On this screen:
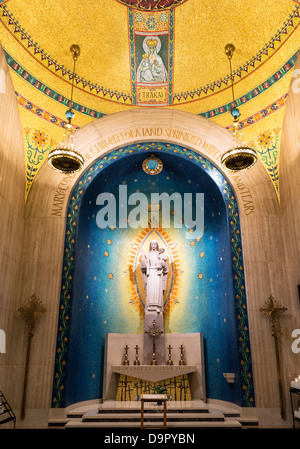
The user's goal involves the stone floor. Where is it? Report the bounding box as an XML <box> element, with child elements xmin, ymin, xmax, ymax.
<box><xmin>48</xmin><ymin>399</ymin><xmax>259</xmax><ymax>429</ymax></box>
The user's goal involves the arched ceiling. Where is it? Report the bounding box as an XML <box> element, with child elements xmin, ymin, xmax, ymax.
<box><xmin>0</xmin><ymin>0</ymin><xmax>299</xmax><ymax>201</ymax></box>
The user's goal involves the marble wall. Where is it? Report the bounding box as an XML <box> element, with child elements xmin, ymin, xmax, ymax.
<box><xmin>0</xmin><ymin>44</ymin><xmax>25</xmax><ymax>414</ymax></box>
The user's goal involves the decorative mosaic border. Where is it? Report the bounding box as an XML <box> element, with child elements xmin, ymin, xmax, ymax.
<box><xmin>5</xmin><ymin>46</ymin><xmax>296</xmax><ymax>123</ymax></box>
<box><xmin>168</xmin><ymin>8</ymin><xmax>175</xmax><ymax>105</ymax></box>
<box><xmin>128</xmin><ymin>9</ymin><xmax>137</xmax><ymax>105</ymax></box>
<box><xmin>16</xmin><ymin>86</ymin><xmax>286</xmax><ymax>203</ymax></box>
<box><xmin>199</xmin><ymin>54</ymin><xmax>297</xmax><ymax>119</ymax></box>
<box><xmin>222</xmin><ymin>186</ymin><xmax>255</xmax><ymax>407</ymax></box>
<box><xmin>15</xmin><ymin>92</ymin><xmax>80</xmax><ymax>130</ymax></box>
<box><xmin>15</xmin><ymin>87</ymin><xmax>288</xmax><ymax>141</ymax></box>
<box><xmin>14</xmin><ymin>83</ymin><xmax>288</xmax><ymax>205</ymax></box>
<box><xmin>4</xmin><ymin>50</ymin><xmax>106</xmax><ymax>119</ymax></box>
<box><xmin>226</xmin><ymin>93</ymin><xmax>288</xmax><ymax>131</ymax></box>
<box><xmin>51</xmin><ymin>142</ymin><xmax>255</xmax><ymax>408</ymax></box>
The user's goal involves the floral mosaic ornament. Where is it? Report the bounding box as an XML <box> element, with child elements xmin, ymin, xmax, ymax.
<box><xmin>249</xmin><ymin>127</ymin><xmax>281</xmax><ymax>202</ymax></box>
<box><xmin>24</xmin><ymin>127</ymin><xmax>57</xmax><ymax>200</ymax></box>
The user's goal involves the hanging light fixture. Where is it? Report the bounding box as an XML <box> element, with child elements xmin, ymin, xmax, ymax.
<box><xmin>48</xmin><ymin>45</ymin><xmax>84</xmax><ymax>174</ymax></box>
<box><xmin>221</xmin><ymin>44</ymin><xmax>257</xmax><ymax>172</ymax></box>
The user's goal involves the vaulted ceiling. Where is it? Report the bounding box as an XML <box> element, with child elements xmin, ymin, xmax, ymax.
<box><xmin>0</xmin><ymin>0</ymin><xmax>299</xmax><ymax>201</ymax></box>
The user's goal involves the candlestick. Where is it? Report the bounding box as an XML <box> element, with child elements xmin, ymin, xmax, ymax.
<box><xmin>179</xmin><ymin>344</ymin><xmax>185</xmax><ymax>365</ymax></box>
<box><xmin>123</xmin><ymin>344</ymin><xmax>130</xmax><ymax>366</ymax></box>
<box><xmin>167</xmin><ymin>344</ymin><xmax>173</xmax><ymax>365</ymax></box>
<box><xmin>134</xmin><ymin>344</ymin><xmax>140</xmax><ymax>365</ymax></box>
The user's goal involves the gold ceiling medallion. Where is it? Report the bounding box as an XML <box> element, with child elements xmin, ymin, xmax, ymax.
<box><xmin>221</xmin><ymin>44</ymin><xmax>257</xmax><ymax>172</ymax></box>
<box><xmin>142</xmin><ymin>155</ymin><xmax>163</xmax><ymax>175</ymax></box>
<box><xmin>48</xmin><ymin>45</ymin><xmax>84</xmax><ymax>174</ymax></box>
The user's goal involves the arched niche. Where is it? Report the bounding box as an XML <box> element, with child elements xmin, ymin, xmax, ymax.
<box><xmin>50</xmin><ymin>140</ymin><xmax>255</xmax><ymax>408</ymax></box>
<box><xmin>21</xmin><ymin>109</ymin><xmax>278</xmax><ymax>413</ymax></box>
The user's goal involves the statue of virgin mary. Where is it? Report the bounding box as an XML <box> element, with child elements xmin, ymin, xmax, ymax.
<box><xmin>140</xmin><ymin>240</ymin><xmax>169</xmax><ymax>313</ymax></box>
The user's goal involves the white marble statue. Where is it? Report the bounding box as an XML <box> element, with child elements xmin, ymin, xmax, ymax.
<box><xmin>140</xmin><ymin>240</ymin><xmax>169</xmax><ymax>313</ymax></box>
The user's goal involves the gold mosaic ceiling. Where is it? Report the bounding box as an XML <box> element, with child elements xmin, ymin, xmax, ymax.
<box><xmin>0</xmin><ymin>0</ymin><xmax>299</xmax><ymax>200</ymax></box>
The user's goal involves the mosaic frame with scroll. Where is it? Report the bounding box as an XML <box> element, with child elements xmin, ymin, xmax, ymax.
<box><xmin>128</xmin><ymin>8</ymin><xmax>174</xmax><ymax>106</ymax></box>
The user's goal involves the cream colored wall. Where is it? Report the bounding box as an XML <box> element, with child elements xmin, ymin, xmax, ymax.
<box><xmin>1</xmin><ymin>98</ymin><xmax>299</xmax><ymax>426</ymax></box>
<box><xmin>240</xmin><ymin>55</ymin><xmax>300</xmax><ymax>424</ymax></box>
<box><xmin>0</xmin><ymin>44</ymin><xmax>25</xmax><ymax>408</ymax></box>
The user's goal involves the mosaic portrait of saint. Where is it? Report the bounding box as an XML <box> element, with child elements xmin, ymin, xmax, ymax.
<box><xmin>137</xmin><ymin>36</ymin><xmax>168</xmax><ymax>83</ymax></box>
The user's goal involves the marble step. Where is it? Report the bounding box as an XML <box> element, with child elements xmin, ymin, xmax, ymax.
<box><xmin>237</xmin><ymin>417</ymin><xmax>259</xmax><ymax>426</ymax></box>
<box><xmin>99</xmin><ymin>408</ymin><xmax>210</xmax><ymax>415</ymax></box>
<box><xmin>65</xmin><ymin>418</ymin><xmax>242</xmax><ymax>429</ymax></box>
<box><xmin>82</xmin><ymin>411</ymin><xmax>226</xmax><ymax>423</ymax></box>
<box><xmin>67</xmin><ymin>406</ymin><xmax>211</xmax><ymax>419</ymax></box>
<box><xmin>48</xmin><ymin>418</ymin><xmax>70</xmax><ymax>427</ymax></box>
<box><xmin>98</xmin><ymin>406</ymin><xmax>209</xmax><ymax>415</ymax></box>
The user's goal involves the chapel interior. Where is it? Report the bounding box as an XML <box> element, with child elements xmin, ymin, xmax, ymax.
<box><xmin>0</xmin><ymin>0</ymin><xmax>300</xmax><ymax>430</ymax></box>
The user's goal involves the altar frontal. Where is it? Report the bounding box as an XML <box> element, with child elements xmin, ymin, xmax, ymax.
<box><xmin>103</xmin><ymin>332</ymin><xmax>205</xmax><ymax>402</ymax></box>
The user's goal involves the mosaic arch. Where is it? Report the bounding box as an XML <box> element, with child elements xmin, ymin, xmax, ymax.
<box><xmin>52</xmin><ymin>141</ymin><xmax>255</xmax><ymax>409</ymax></box>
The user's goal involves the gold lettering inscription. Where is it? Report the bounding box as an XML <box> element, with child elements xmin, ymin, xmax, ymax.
<box><xmin>201</xmin><ymin>140</ymin><xmax>219</xmax><ymax>158</ymax></box>
<box><xmin>51</xmin><ymin>173</ymin><xmax>76</xmax><ymax>217</ymax></box>
<box><xmin>137</xmin><ymin>86</ymin><xmax>168</xmax><ymax>105</ymax></box>
<box><xmin>84</xmin><ymin>128</ymin><xmax>220</xmax><ymax>161</ymax></box>
<box><xmin>50</xmin><ymin>126</ymin><xmax>252</xmax><ymax>218</ymax></box>
<box><xmin>118</xmin><ymin>365</ymin><xmax>191</xmax><ymax>371</ymax></box>
<box><xmin>231</xmin><ymin>174</ymin><xmax>255</xmax><ymax>215</ymax></box>
<box><xmin>165</xmin><ymin>128</ymin><xmax>203</xmax><ymax>147</ymax></box>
